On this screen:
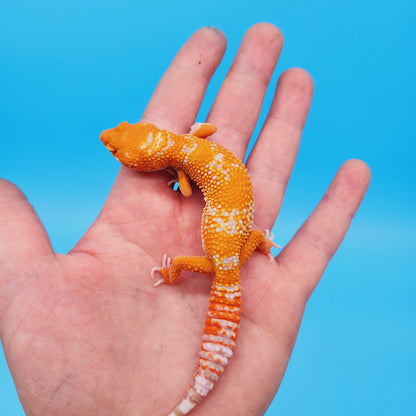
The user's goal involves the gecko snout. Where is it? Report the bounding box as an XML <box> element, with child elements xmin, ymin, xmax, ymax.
<box><xmin>100</xmin><ymin>131</ymin><xmax>117</xmax><ymax>154</ymax></box>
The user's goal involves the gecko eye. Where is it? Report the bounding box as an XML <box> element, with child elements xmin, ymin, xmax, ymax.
<box><xmin>117</xmin><ymin>121</ymin><xmax>130</xmax><ymax>130</ymax></box>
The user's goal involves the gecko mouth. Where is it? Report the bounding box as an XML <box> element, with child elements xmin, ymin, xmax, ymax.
<box><xmin>105</xmin><ymin>144</ymin><xmax>117</xmax><ymax>154</ymax></box>
<box><xmin>100</xmin><ymin>131</ymin><xmax>117</xmax><ymax>154</ymax></box>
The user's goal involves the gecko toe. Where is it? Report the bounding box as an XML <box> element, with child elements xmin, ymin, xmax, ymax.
<box><xmin>153</xmin><ymin>278</ymin><xmax>165</xmax><ymax>287</ymax></box>
<box><xmin>151</xmin><ymin>254</ymin><xmax>172</xmax><ymax>285</ymax></box>
<box><xmin>267</xmin><ymin>253</ymin><xmax>275</xmax><ymax>262</ymax></box>
<box><xmin>264</xmin><ymin>229</ymin><xmax>281</xmax><ymax>249</ymax></box>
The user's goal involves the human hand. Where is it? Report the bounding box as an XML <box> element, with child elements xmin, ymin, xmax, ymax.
<box><xmin>0</xmin><ymin>24</ymin><xmax>370</xmax><ymax>416</ymax></box>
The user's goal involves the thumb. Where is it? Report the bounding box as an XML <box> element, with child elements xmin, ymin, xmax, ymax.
<box><xmin>0</xmin><ymin>179</ymin><xmax>54</xmax><ymax>317</ymax></box>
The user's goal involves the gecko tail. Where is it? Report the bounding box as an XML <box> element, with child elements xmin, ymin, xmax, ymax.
<box><xmin>167</xmin><ymin>330</ymin><xmax>237</xmax><ymax>416</ymax></box>
<box><xmin>168</xmin><ymin>280</ymin><xmax>241</xmax><ymax>415</ymax></box>
<box><xmin>167</xmin><ymin>394</ymin><xmax>198</xmax><ymax>416</ymax></box>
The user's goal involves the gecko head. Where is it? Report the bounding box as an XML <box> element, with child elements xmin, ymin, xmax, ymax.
<box><xmin>100</xmin><ymin>121</ymin><xmax>167</xmax><ymax>170</ymax></box>
<box><xmin>100</xmin><ymin>121</ymin><xmax>130</xmax><ymax>154</ymax></box>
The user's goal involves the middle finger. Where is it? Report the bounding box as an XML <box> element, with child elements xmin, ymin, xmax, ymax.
<box><xmin>207</xmin><ymin>23</ymin><xmax>283</xmax><ymax>159</ymax></box>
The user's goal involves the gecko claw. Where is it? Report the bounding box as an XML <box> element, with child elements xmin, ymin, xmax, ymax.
<box><xmin>151</xmin><ymin>266</ymin><xmax>163</xmax><ymax>281</ymax></box>
<box><xmin>153</xmin><ymin>278</ymin><xmax>165</xmax><ymax>287</ymax></box>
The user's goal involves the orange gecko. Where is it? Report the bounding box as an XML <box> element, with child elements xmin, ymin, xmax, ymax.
<box><xmin>100</xmin><ymin>121</ymin><xmax>278</xmax><ymax>415</ymax></box>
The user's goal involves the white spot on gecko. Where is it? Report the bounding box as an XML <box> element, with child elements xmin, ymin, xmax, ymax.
<box><xmin>181</xmin><ymin>142</ymin><xmax>198</xmax><ymax>154</ymax></box>
<box><xmin>147</xmin><ymin>132</ymin><xmax>154</xmax><ymax>145</ymax></box>
<box><xmin>205</xmin><ymin>205</ymin><xmax>217</xmax><ymax>216</ymax></box>
<box><xmin>155</xmin><ymin>132</ymin><xmax>163</xmax><ymax>147</ymax></box>
<box><xmin>194</xmin><ymin>374</ymin><xmax>214</xmax><ymax>396</ymax></box>
<box><xmin>201</xmin><ymin>342</ymin><xmax>233</xmax><ymax>358</ymax></box>
<box><xmin>214</xmin><ymin>283</ymin><xmax>241</xmax><ymax>292</ymax></box>
<box><xmin>140</xmin><ymin>132</ymin><xmax>154</xmax><ymax>149</ymax></box>
<box><xmin>220</xmin><ymin>255</ymin><xmax>239</xmax><ymax>270</ymax></box>
<box><xmin>212</xmin><ymin>209</ymin><xmax>241</xmax><ymax>235</ymax></box>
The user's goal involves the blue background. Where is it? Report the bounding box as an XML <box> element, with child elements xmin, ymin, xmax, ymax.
<box><xmin>1</xmin><ymin>0</ymin><xmax>414</xmax><ymax>415</ymax></box>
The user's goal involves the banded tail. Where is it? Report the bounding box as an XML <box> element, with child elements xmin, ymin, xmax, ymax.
<box><xmin>168</xmin><ymin>279</ymin><xmax>242</xmax><ymax>416</ymax></box>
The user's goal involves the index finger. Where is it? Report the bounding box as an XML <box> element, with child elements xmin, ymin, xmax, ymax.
<box><xmin>99</xmin><ymin>28</ymin><xmax>227</xmax><ymax>219</ymax></box>
<box><xmin>142</xmin><ymin>27</ymin><xmax>227</xmax><ymax>133</ymax></box>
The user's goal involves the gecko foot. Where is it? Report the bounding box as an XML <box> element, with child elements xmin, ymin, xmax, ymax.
<box><xmin>264</xmin><ymin>229</ymin><xmax>281</xmax><ymax>249</ymax></box>
<box><xmin>166</xmin><ymin>169</ymin><xmax>179</xmax><ymax>189</ymax></box>
<box><xmin>264</xmin><ymin>229</ymin><xmax>281</xmax><ymax>261</ymax></box>
<box><xmin>151</xmin><ymin>253</ymin><xmax>172</xmax><ymax>287</ymax></box>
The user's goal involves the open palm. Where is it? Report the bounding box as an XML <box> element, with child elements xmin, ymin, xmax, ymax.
<box><xmin>0</xmin><ymin>24</ymin><xmax>370</xmax><ymax>416</ymax></box>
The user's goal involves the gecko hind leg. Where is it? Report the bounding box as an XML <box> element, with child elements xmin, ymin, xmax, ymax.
<box><xmin>151</xmin><ymin>254</ymin><xmax>215</xmax><ymax>286</ymax></box>
<box><xmin>240</xmin><ymin>229</ymin><xmax>280</xmax><ymax>265</ymax></box>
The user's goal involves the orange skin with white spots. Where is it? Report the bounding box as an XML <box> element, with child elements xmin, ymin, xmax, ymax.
<box><xmin>100</xmin><ymin>121</ymin><xmax>276</xmax><ymax>415</ymax></box>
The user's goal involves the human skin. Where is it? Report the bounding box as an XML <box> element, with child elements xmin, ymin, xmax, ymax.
<box><xmin>0</xmin><ymin>24</ymin><xmax>370</xmax><ymax>416</ymax></box>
